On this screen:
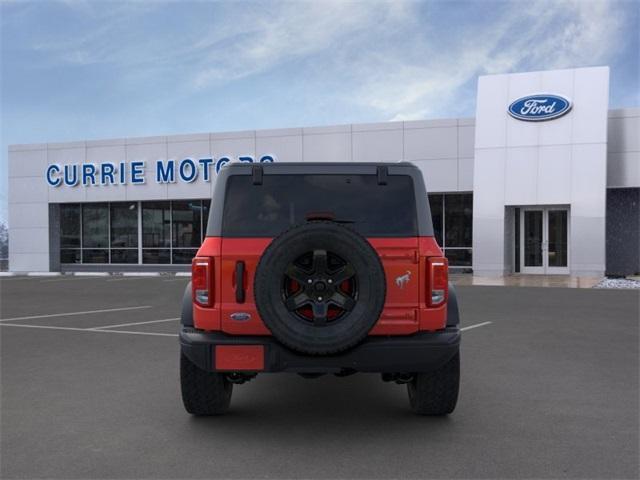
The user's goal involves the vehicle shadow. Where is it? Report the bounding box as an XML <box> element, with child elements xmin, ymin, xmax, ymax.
<box><xmin>185</xmin><ymin>372</ymin><xmax>455</xmax><ymax>438</ymax></box>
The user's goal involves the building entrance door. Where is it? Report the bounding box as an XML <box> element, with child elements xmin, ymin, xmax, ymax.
<box><xmin>519</xmin><ymin>207</ymin><xmax>569</xmax><ymax>274</ymax></box>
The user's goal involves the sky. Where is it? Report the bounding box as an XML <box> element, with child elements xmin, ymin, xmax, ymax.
<box><xmin>1</xmin><ymin>0</ymin><xmax>639</xmax><ymax>224</ymax></box>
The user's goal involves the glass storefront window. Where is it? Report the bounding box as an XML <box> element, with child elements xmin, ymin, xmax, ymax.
<box><xmin>60</xmin><ymin>200</ymin><xmax>209</xmax><ymax>265</ymax></box>
<box><xmin>60</xmin><ymin>204</ymin><xmax>81</xmax><ymax>264</ymax></box>
<box><xmin>428</xmin><ymin>194</ymin><xmax>444</xmax><ymax>246</ymax></box>
<box><xmin>444</xmin><ymin>248</ymin><xmax>472</xmax><ymax>267</ymax></box>
<box><xmin>429</xmin><ymin>193</ymin><xmax>473</xmax><ymax>267</ymax></box>
<box><xmin>142</xmin><ymin>202</ymin><xmax>171</xmax><ymax>248</ymax></box>
<box><xmin>82</xmin><ymin>204</ymin><xmax>109</xmax><ymax>248</ymax></box>
<box><xmin>548</xmin><ymin>210</ymin><xmax>568</xmax><ymax>267</ymax></box>
<box><xmin>172</xmin><ymin>248</ymin><xmax>198</xmax><ymax>264</ymax></box>
<box><xmin>60</xmin><ymin>249</ymin><xmax>81</xmax><ymax>264</ymax></box>
<box><xmin>111</xmin><ymin>202</ymin><xmax>138</xmax><ymax>248</ymax></box>
<box><xmin>172</xmin><ymin>201</ymin><xmax>202</xmax><ymax>248</ymax></box>
<box><xmin>60</xmin><ymin>204</ymin><xmax>81</xmax><ymax>248</ymax></box>
<box><xmin>142</xmin><ymin>249</ymin><xmax>171</xmax><ymax>264</ymax></box>
<box><xmin>111</xmin><ymin>249</ymin><xmax>138</xmax><ymax>264</ymax></box>
<box><xmin>82</xmin><ymin>249</ymin><xmax>109</xmax><ymax>264</ymax></box>
<box><xmin>445</xmin><ymin>194</ymin><xmax>473</xmax><ymax>248</ymax></box>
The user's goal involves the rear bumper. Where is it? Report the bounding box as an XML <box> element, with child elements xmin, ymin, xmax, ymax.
<box><xmin>180</xmin><ymin>327</ymin><xmax>460</xmax><ymax>374</ymax></box>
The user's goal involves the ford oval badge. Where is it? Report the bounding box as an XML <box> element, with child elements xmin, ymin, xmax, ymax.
<box><xmin>508</xmin><ymin>94</ymin><xmax>572</xmax><ymax>122</ymax></box>
<box><xmin>230</xmin><ymin>312</ymin><xmax>251</xmax><ymax>322</ymax></box>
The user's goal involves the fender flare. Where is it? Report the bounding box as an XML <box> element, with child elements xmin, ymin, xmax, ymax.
<box><xmin>446</xmin><ymin>282</ymin><xmax>460</xmax><ymax>327</ymax></box>
<box><xmin>181</xmin><ymin>281</ymin><xmax>193</xmax><ymax>327</ymax></box>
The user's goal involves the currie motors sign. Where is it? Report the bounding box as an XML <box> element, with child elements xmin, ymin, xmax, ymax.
<box><xmin>45</xmin><ymin>154</ymin><xmax>276</xmax><ymax>187</ymax></box>
<box><xmin>508</xmin><ymin>94</ymin><xmax>572</xmax><ymax>122</ymax></box>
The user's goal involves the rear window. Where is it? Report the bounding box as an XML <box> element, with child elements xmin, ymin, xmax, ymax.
<box><xmin>221</xmin><ymin>174</ymin><xmax>418</xmax><ymax>237</ymax></box>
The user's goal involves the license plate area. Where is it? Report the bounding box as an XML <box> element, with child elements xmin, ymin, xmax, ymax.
<box><xmin>214</xmin><ymin>345</ymin><xmax>265</xmax><ymax>371</ymax></box>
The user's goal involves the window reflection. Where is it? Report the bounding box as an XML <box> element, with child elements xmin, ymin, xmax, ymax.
<box><xmin>59</xmin><ymin>200</ymin><xmax>209</xmax><ymax>265</ymax></box>
<box><xmin>428</xmin><ymin>193</ymin><xmax>473</xmax><ymax>267</ymax></box>
<box><xmin>82</xmin><ymin>204</ymin><xmax>108</xmax><ymax>248</ymax></box>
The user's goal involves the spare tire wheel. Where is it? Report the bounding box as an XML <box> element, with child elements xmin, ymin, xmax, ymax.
<box><xmin>254</xmin><ymin>221</ymin><xmax>386</xmax><ymax>355</ymax></box>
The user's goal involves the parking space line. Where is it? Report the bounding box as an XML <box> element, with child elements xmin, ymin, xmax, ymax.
<box><xmin>460</xmin><ymin>321</ymin><xmax>493</xmax><ymax>331</ymax></box>
<box><xmin>91</xmin><ymin>317</ymin><xmax>179</xmax><ymax>330</ymax></box>
<box><xmin>0</xmin><ymin>306</ymin><xmax>151</xmax><ymax>322</ymax></box>
<box><xmin>0</xmin><ymin>323</ymin><xmax>177</xmax><ymax>337</ymax></box>
<box><xmin>106</xmin><ymin>277</ymin><xmax>152</xmax><ymax>282</ymax></box>
<box><xmin>41</xmin><ymin>277</ymin><xmax>109</xmax><ymax>283</ymax></box>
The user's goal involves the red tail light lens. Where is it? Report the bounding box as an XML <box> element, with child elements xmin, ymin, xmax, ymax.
<box><xmin>428</xmin><ymin>257</ymin><xmax>448</xmax><ymax>306</ymax></box>
<box><xmin>192</xmin><ymin>257</ymin><xmax>213</xmax><ymax>307</ymax></box>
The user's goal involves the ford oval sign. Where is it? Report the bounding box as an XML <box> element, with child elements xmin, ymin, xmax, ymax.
<box><xmin>508</xmin><ymin>94</ymin><xmax>572</xmax><ymax>121</ymax></box>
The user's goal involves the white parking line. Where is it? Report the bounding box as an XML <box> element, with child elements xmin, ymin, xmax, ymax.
<box><xmin>41</xmin><ymin>277</ymin><xmax>108</xmax><ymax>283</ymax></box>
<box><xmin>91</xmin><ymin>317</ymin><xmax>179</xmax><ymax>330</ymax></box>
<box><xmin>0</xmin><ymin>323</ymin><xmax>177</xmax><ymax>337</ymax></box>
<box><xmin>460</xmin><ymin>321</ymin><xmax>493</xmax><ymax>331</ymax></box>
<box><xmin>0</xmin><ymin>306</ymin><xmax>151</xmax><ymax>322</ymax></box>
<box><xmin>106</xmin><ymin>277</ymin><xmax>151</xmax><ymax>282</ymax></box>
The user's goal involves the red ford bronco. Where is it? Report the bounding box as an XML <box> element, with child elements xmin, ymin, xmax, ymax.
<box><xmin>180</xmin><ymin>162</ymin><xmax>461</xmax><ymax>415</ymax></box>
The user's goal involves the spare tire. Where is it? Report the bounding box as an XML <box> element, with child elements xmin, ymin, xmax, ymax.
<box><xmin>254</xmin><ymin>221</ymin><xmax>386</xmax><ymax>355</ymax></box>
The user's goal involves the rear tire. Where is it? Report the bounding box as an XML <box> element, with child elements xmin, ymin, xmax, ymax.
<box><xmin>407</xmin><ymin>352</ymin><xmax>459</xmax><ymax>415</ymax></box>
<box><xmin>180</xmin><ymin>353</ymin><xmax>232</xmax><ymax>415</ymax></box>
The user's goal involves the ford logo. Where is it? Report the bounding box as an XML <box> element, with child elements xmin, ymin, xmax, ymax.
<box><xmin>230</xmin><ymin>312</ymin><xmax>251</xmax><ymax>322</ymax></box>
<box><xmin>508</xmin><ymin>94</ymin><xmax>572</xmax><ymax>121</ymax></box>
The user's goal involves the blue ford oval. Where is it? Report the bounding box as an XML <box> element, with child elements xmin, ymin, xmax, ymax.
<box><xmin>508</xmin><ymin>94</ymin><xmax>572</xmax><ymax>121</ymax></box>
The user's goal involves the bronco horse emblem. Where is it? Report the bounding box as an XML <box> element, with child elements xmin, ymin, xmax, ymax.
<box><xmin>395</xmin><ymin>270</ymin><xmax>412</xmax><ymax>289</ymax></box>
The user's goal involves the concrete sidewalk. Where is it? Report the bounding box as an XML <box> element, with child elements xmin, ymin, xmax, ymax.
<box><xmin>451</xmin><ymin>273</ymin><xmax>602</xmax><ymax>288</ymax></box>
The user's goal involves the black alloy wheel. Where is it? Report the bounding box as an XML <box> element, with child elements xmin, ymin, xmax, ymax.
<box><xmin>254</xmin><ymin>221</ymin><xmax>386</xmax><ymax>355</ymax></box>
<box><xmin>283</xmin><ymin>249</ymin><xmax>357</xmax><ymax>325</ymax></box>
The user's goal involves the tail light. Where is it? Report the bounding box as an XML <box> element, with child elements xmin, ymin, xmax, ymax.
<box><xmin>428</xmin><ymin>257</ymin><xmax>448</xmax><ymax>306</ymax></box>
<box><xmin>192</xmin><ymin>257</ymin><xmax>213</xmax><ymax>307</ymax></box>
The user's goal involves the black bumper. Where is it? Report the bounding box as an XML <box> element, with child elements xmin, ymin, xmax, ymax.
<box><xmin>180</xmin><ymin>327</ymin><xmax>461</xmax><ymax>374</ymax></box>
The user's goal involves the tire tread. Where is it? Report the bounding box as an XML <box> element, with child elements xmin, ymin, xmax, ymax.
<box><xmin>180</xmin><ymin>353</ymin><xmax>232</xmax><ymax>415</ymax></box>
<box><xmin>408</xmin><ymin>352</ymin><xmax>459</xmax><ymax>415</ymax></box>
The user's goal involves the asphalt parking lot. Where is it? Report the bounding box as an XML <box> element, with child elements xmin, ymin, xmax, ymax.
<box><xmin>1</xmin><ymin>276</ymin><xmax>638</xmax><ymax>479</ymax></box>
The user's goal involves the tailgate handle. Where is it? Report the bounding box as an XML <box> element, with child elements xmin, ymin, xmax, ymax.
<box><xmin>235</xmin><ymin>261</ymin><xmax>246</xmax><ymax>303</ymax></box>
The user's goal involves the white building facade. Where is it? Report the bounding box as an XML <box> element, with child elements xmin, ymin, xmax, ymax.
<box><xmin>8</xmin><ymin>66</ymin><xmax>640</xmax><ymax>276</ymax></box>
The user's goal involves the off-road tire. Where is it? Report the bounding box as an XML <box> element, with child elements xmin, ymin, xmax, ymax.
<box><xmin>254</xmin><ymin>221</ymin><xmax>386</xmax><ymax>355</ymax></box>
<box><xmin>407</xmin><ymin>351</ymin><xmax>460</xmax><ymax>415</ymax></box>
<box><xmin>180</xmin><ymin>353</ymin><xmax>232</xmax><ymax>415</ymax></box>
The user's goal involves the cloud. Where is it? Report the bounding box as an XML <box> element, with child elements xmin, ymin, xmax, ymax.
<box><xmin>7</xmin><ymin>0</ymin><xmax>633</xmax><ymax>122</ymax></box>
<box><xmin>348</xmin><ymin>0</ymin><xmax>627</xmax><ymax>120</ymax></box>
<box><xmin>190</xmin><ymin>1</ymin><xmax>412</xmax><ymax>89</ymax></box>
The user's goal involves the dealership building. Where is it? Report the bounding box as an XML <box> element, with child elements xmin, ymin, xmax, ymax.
<box><xmin>7</xmin><ymin>66</ymin><xmax>640</xmax><ymax>276</ymax></box>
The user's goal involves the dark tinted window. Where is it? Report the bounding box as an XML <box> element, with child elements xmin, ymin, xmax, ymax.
<box><xmin>222</xmin><ymin>174</ymin><xmax>418</xmax><ymax>237</ymax></box>
<box><xmin>82</xmin><ymin>204</ymin><xmax>108</xmax><ymax>248</ymax></box>
<box><xmin>60</xmin><ymin>204</ymin><xmax>81</xmax><ymax>248</ymax></box>
<box><xmin>142</xmin><ymin>202</ymin><xmax>170</xmax><ymax>247</ymax></box>
<box><xmin>444</xmin><ymin>194</ymin><xmax>473</xmax><ymax>247</ymax></box>
<box><xmin>111</xmin><ymin>202</ymin><xmax>138</xmax><ymax>248</ymax></box>
<box><xmin>172</xmin><ymin>201</ymin><xmax>202</xmax><ymax>248</ymax></box>
<box><xmin>428</xmin><ymin>194</ymin><xmax>443</xmax><ymax>246</ymax></box>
